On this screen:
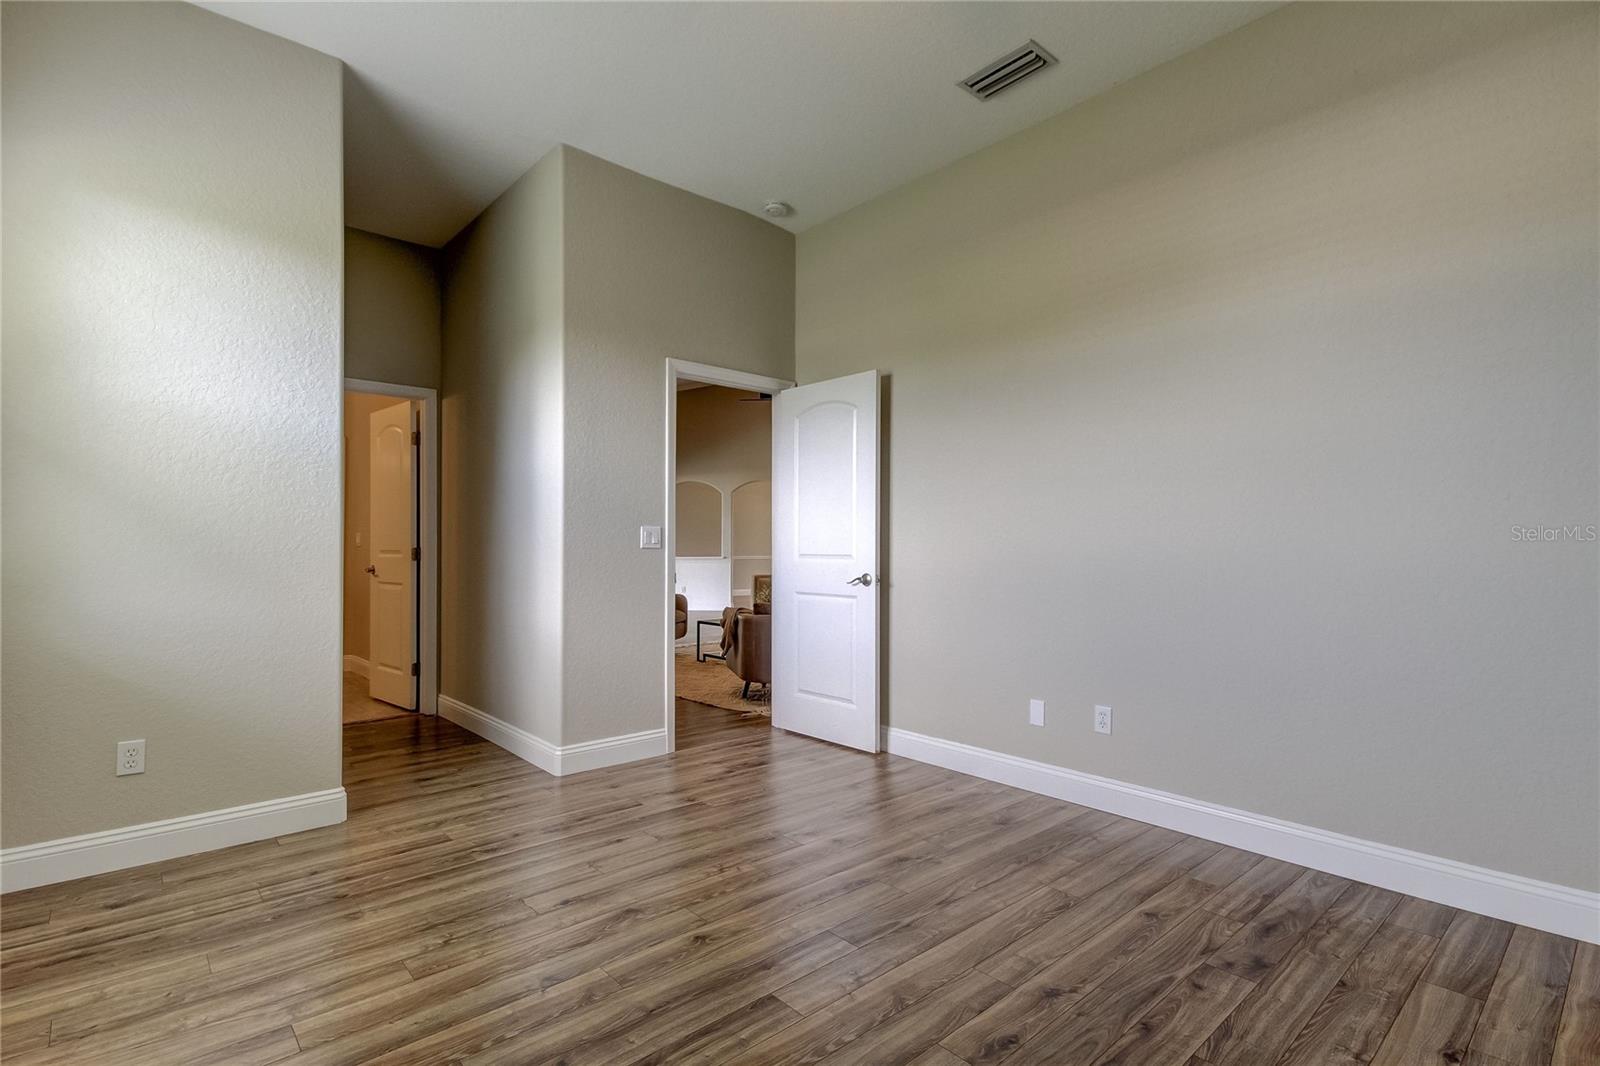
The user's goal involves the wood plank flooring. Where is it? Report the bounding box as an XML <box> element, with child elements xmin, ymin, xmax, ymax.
<box><xmin>1</xmin><ymin>699</ymin><xmax>1594</xmax><ymax>1065</ymax></box>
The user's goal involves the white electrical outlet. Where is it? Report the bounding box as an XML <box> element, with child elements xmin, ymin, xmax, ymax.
<box><xmin>1093</xmin><ymin>706</ymin><xmax>1113</xmax><ymax>735</ymax></box>
<box><xmin>1028</xmin><ymin>698</ymin><xmax>1045</xmax><ymax>727</ymax></box>
<box><xmin>117</xmin><ymin>739</ymin><xmax>145</xmax><ymax>776</ymax></box>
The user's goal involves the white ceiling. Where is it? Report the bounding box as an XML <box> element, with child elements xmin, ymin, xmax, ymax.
<box><xmin>204</xmin><ymin>2</ymin><xmax>1278</xmax><ymax>248</ymax></box>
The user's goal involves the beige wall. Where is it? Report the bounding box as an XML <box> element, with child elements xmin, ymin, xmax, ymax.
<box><xmin>343</xmin><ymin>393</ymin><xmax>413</xmax><ymax>663</ymax></box>
<box><xmin>439</xmin><ymin>147</ymin><xmax>792</xmax><ymax>746</ymax></box>
<box><xmin>562</xmin><ymin>148</ymin><xmax>793</xmax><ymax>743</ymax></box>
<box><xmin>677</xmin><ymin>387</ymin><xmax>774</xmax><ymax>495</ymax></box>
<box><xmin>343</xmin><ymin>228</ymin><xmax>439</xmax><ymax>676</ymax></box>
<box><xmin>440</xmin><ymin>149</ymin><xmax>567</xmax><ymax>744</ymax></box>
<box><xmin>1</xmin><ymin>2</ymin><xmax>344</xmax><ymax>846</ymax></box>
<box><xmin>346</xmin><ymin>227</ymin><xmax>441</xmax><ymax>390</ymax></box>
<box><xmin>797</xmin><ymin>2</ymin><xmax>1598</xmax><ymax>891</ymax></box>
<box><xmin>677</xmin><ymin>385</ymin><xmax>775</xmax><ymax>596</ymax></box>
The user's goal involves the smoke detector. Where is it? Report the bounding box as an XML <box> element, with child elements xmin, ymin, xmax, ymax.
<box><xmin>762</xmin><ymin>201</ymin><xmax>794</xmax><ymax>219</ymax></box>
<box><xmin>959</xmin><ymin>40</ymin><xmax>1057</xmax><ymax>100</ymax></box>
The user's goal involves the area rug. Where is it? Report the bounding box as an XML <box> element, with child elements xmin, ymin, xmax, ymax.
<box><xmin>675</xmin><ymin>647</ymin><xmax>770</xmax><ymax>716</ymax></box>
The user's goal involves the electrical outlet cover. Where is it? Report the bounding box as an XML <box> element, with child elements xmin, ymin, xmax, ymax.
<box><xmin>117</xmin><ymin>739</ymin><xmax>145</xmax><ymax>776</ymax></box>
<box><xmin>1093</xmin><ymin>706</ymin><xmax>1112</xmax><ymax>735</ymax></box>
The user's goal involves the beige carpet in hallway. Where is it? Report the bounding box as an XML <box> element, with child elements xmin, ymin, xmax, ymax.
<box><xmin>343</xmin><ymin>670</ymin><xmax>415</xmax><ymax>725</ymax></box>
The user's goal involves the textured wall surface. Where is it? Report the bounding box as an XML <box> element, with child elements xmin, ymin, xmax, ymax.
<box><xmin>345</xmin><ymin>228</ymin><xmax>442</xmax><ymax>390</ymax></box>
<box><xmin>440</xmin><ymin>149</ymin><xmax>566</xmax><ymax>744</ymax></box>
<box><xmin>797</xmin><ymin>2</ymin><xmax>1599</xmax><ymax>890</ymax></box>
<box><xmin>1</xmin><ymin>2</ymin><xmax>345</xmax><ymax>846</ymax></box>
<box><xmin>562</xmin><ymin>148</ymin><xmax>793</xmax><ymax>744</ymax></box>
<box><xmin>438</xmin><ymin>148</ymin><xmax>792</xmax><ymax>749</ymax></box>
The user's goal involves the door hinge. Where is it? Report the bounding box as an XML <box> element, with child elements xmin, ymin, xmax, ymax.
<box><xmin>411</xmin><ymin>661</ymin><xmax>419</xmax><ymax>677</ymax></box>
<box><xmin>411</xmin><ymin>430</ymin><xmax>420</xmax><ymax>446</ymax></box>
<box><xmin>411</xmin><ymin>546</ymin><xmax>419</xmax><ymax>561</ymax></box>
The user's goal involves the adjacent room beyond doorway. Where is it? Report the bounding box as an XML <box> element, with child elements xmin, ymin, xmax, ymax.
<box><xmin>343</xmin><ymin>389</ymin><xmax>420</xmax><ymax>726</ymax></box>
<box><xmin>673</xmin><ymin>383</ymin><xmax>774</xmax><ymax>725</ymax></box>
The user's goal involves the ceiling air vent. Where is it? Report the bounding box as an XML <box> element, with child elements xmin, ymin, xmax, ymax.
<box><xmin>959</xmin><ymin>40</ymin><xmax>1057</xmax><ymax>100</ymax></box>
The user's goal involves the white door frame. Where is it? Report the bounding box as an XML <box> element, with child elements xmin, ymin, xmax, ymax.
<box><xmin>345</xmin><ymin>377</ymin><xmax>439</xmax><ymax>716</ymax></box>
<box><xmin>663</xmin><ymin>359</ymin><xmax>793</xmax><ymax>752</ymax></box>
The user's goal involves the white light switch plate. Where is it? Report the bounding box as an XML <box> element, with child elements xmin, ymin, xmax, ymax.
<box><xmin>1028</xmin><ymin>699</ymin><xmax>1045</xmax><ymax>727</ymax></box>
<box><xmin>639</xmin><ymin>525</ymin><xmax>662</xmax><ymax>549</ymax></box>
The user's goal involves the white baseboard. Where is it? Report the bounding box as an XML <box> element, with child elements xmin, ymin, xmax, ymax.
<box><xmin>0</xmin><ymin>788</ymin><xmax>347</xmax><ymax>894</ymax></box>
<box><xmin>884</xmin><ymin>727</ymin><xmax>1599</xmax><ymax>944</ymax></box>
<box><xmin>438</xmin><ymin>695</ymin><xmax>667</xmax><ymax>777</ymax></box>
<box><xmin>555</xmin><ymin>728</ymin><xmax>671</xmax><ymax>775</ymax></box>
<box><xmin>439</xmin><ymin>695</ymin><xmax>560</xmax><ymax>775</ymax></box>
<box><xmin>343</xmin><ymin>655</ymin><xmax>368</xmax><ymax>678</ymax></box>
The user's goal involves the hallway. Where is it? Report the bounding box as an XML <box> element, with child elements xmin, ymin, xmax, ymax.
<box><xmin>341</xmin><ymin>671</ymin><xmax>414</xmax><ymax>726</ymax></box>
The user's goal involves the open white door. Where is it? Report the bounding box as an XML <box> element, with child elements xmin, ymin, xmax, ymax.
<box><xmin>772</xmin><ymin>370</ymin><xmax>879</xmax><ymax>752</ymax></box>
<box><xmin>368</xmin><ymin>400</ymin><xmax>417</xmax><ymax>709</ymax></box>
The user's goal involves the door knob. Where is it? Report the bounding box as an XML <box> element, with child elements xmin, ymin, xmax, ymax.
<box><xmin>365</xmin><ymin>565</ymin><xmax>377</xmax><ymax>575</ymax></box>
<box><xmin>847</xmin><ymin>573</ymin><xmax>872</xmax><ymax>587</ymax></box>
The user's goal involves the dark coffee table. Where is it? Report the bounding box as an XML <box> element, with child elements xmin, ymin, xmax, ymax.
<box><xmin>696</xmin><ymin>618</ymin><xmax>726</xmax><ymax>662</ymax></box>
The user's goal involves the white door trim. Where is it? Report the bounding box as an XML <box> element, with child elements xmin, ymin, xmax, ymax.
<box><xmin>345</xmin><ymin>377</ymin><xmax>439</xmax><ymax>716</ymax></box>
<box><xmin>663</xmin><ymin>360</ymin><xmax>793</xmax><ymax>753</ymax></box>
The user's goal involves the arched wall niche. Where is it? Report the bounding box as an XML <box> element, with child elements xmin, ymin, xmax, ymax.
<box><xmin>675</xmin><ymin>480</ymin><xmax>722</xmax><ymax>558</ymax></box>
<box><xmin>730</xmin><ymin>479</ymin><xmax>772</xmax><ymax>605</ymax></box>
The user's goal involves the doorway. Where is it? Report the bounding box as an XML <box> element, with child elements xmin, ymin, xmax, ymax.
<box><xmin>664</xmin><ymin>361</ymin><xmax>791</xmax><ymax>751</ymax></box>
<box><xmin>664</xmin><ymin>361</ymin><xmax>883</xmax><ymax>757</ymax></box>
<box><xmin>343</xmin><ymin>378</ymin><xmax>439</xmax><ymax>726</ymax></box>
<box><xmin>672</xmin><ymin>383</ymin><xmax>775</xmax><ymax>737</ymax></box>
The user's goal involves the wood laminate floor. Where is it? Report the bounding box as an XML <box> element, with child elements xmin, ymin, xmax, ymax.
<box><xmin>1</xmin><ymin>700</ymin><xmax>1595</xmax><ymax>1065</ymax></box>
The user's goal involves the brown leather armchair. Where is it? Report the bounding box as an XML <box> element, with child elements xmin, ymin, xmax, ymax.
<box><xmin>674</xmin><ymin>594</ymin><xmax>688</xmax><ymax>640</ymax></box>
<box><xmin>719</xmin><ymin>603</ymin><xmax>771</xmax><ymax>697</ymax></box>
